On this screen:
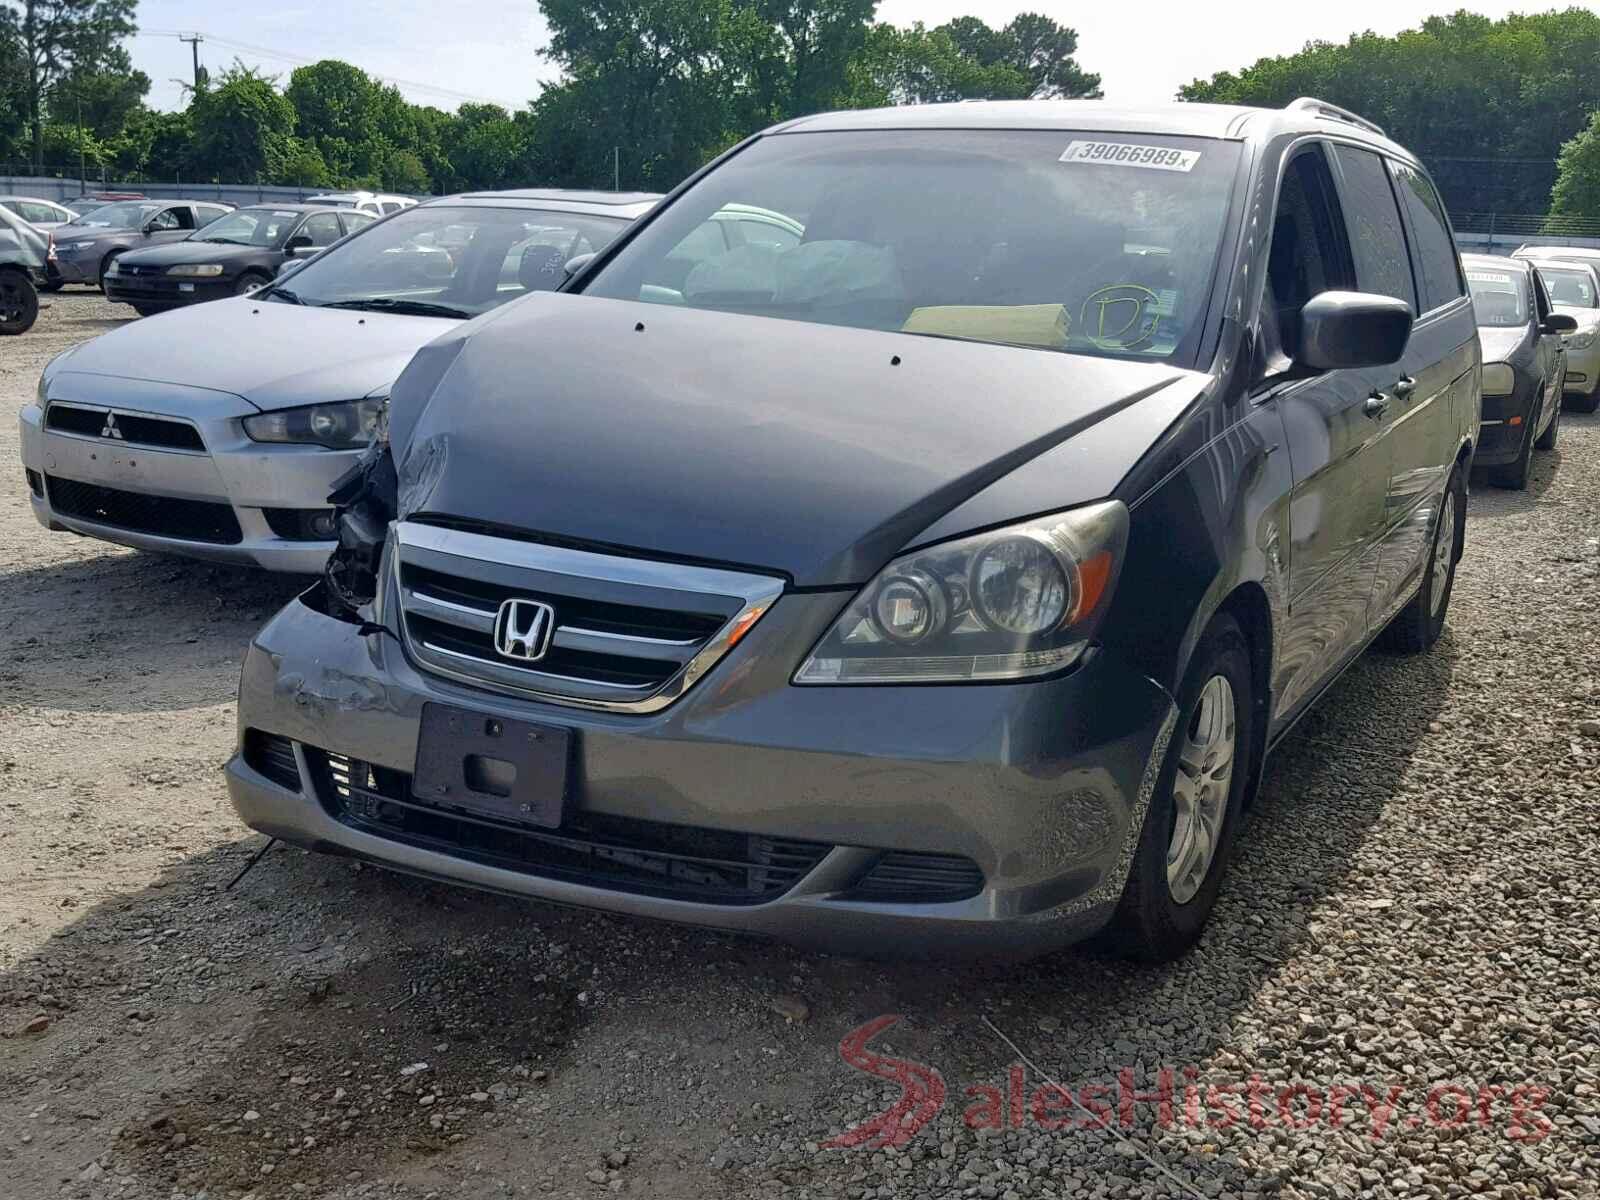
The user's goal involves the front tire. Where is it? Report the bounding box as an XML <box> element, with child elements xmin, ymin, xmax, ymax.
<box><xmin>1488</xmin><ymin>411</ymin><xmax>1536</xmax><ymax>489</ymax></box>
<box><xmin>0</xmin><ymin>268</ymin><xmax>40</xmax><ymax>334</ymax></box>
<box><xmin>235</xmin><ymin>271</ymin><xmax>269</xmax><ymax>296</ymax></box>
<box><xmin>1535</xmin><ymin>394</ymin><xmax>1560</xmax><ymax>449</ymax></box>
<box><xmin>1378</xmin><ymin>464</ymin><xmax>1465</xmax><ymax>653</ymax></box>
<box><xmin>1100</xmin><ymin>613</ymin><xmax>1253</xmax><ymax>963</ymax></box>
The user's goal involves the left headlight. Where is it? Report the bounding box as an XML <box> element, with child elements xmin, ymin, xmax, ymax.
<box><xmin>795</xmin><ymin>500</ymin><xmax>1128</xmax><ymax>684</ymax></box>
<box><xmin>166</xmin><ymin>263</ymin><xmax>225</xmax><ymax>277</ymax></box>
<box><xmin>243</xmin><ymin>398</ymin><xmax>388</xmax><ymax>449</ymax></box>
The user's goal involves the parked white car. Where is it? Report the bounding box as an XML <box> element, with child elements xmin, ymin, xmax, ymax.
<box><xmin>304</xmin><ymin>191</ymin><xmax>418</xmax><ymax>217</ymax></box>
<box><xmin>0</xmin><ymin>195</ymin><xmax>77</xmax><ymax>234</ymax></box>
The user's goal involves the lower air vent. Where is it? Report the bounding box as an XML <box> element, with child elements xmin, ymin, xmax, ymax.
<box><xmin>846</xmin><ymin>851</ymin><xmax>985</xmax><ymax>903</ymax></box>
<box><xmin>46</xmin><ymin>476</ymin><xmax>242</xmax><ymax>544</ymax></box>
<box><xmin>308</xmin><ymin>747</ymin><xmax>829</xmax><ymax>905</ymax></box>
<box><xmin>243</xmin><ymin>730</ymin><xmax>301</xmax><ymax>790</ymax></box>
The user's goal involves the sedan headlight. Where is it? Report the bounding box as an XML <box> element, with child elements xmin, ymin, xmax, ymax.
<box><xmin>166</xmin><ymin>263</ymin><xmax>224</xmax><ymax>277</ymax></box>
<box><xmin>1482</xmin><ymin>363</ymin><xmax>1515</xmax><ymax>396</ymax></box>
<box><xmin>1565</xmin><ymin>327</ymin><xmax>1596</xmax><ymax>350</ymax></box>
<box><xmin>243</xmin><ymin>399</ymin><xmax>387</xmax><ymax>449</ymax></box>
<box><xmin>795</xmin><ymin>500</ymin><xmax>1128</xmax><ymax>684</ymax></box>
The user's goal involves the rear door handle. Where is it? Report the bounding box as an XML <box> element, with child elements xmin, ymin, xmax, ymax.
<box><xmin>1392</xmin><ymin>376</ymin><xmax>1417</xmax><ymax>399</ymax></box>
<box><xmin>1364</xmin><ymin>394</ymin><xmax>1390</xmax><ymax>419</ymax></box>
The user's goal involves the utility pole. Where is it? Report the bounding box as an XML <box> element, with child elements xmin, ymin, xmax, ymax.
<box><xmin>613</xmin><ymin>146</ymin><xmax>619</xmax><ymax>191</ymax></box>
<box><xmin>179</xmin><ymin>34</ymin><xmax>205</xmax><ymax>90</ymax></box>
<box><xmin>76</xmin><ymin>92</ymin><xmax>85</xmax><ymax>192</ymax></box>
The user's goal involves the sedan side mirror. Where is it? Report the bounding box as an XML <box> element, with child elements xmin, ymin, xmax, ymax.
<box><xmin>1296</xmin><ymin>291</ymin><xmax>1414</xmax><ymax>371</ymax></box>
<box><xmin>285</xmin><ymin>234</ymin><xmax>318</xmax><ymax>259</ymax></box>
<box><xmin>1543</xmin><ymin>312</ymin><xmax>1578</xmax><ymax>335</ymax></box>
<box><xmin>563</xmin><ymin>252</ymin><xmax>596</xmax><ymax>278</ymax></box>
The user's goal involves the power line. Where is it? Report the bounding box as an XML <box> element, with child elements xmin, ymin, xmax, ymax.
<box><xmin>133</xmin><ymin>30</ymin><xmax>527</xmax><ymax>107</ymax></box>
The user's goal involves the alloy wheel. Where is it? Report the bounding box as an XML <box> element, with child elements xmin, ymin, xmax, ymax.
<box><xmin>1429</xmin><ymin>490</ymin><xmax>1456</xmax><ymax>618</ymax></box>
<box><xmin>1167</xmin><ymin>675</ymin><xmax>1236</xmax><ymax>905</ymax></box>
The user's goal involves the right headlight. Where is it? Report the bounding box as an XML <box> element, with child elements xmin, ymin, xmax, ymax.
<box><xmin>794</xmin><ymin>500</ymin><xmax>1128</xmax><ymax>684</ymax></box>
<box><xmin>1482</xmin><ymin>363</ymin><xmax>1515</xmax><ymax>396</ymax></box>
<box><xmin>1565</xmin><ymin>327</ymin><xmax>1596</xmax><ymax>350</ymax></box>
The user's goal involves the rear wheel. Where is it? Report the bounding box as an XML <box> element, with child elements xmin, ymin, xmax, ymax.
<box><xmin>0</xmin><ymin>268</ymin><xmax>39</xmax><ymax>334</ymax></box>
<box><xmin>1378</xmin><ymin>464</ymin><xmax>1465</xmax><ymax>653</ymax></box>
<box><xmin>1099</xmin><ymin>612</ymin><xmax>1252</xmax><ymax>963</ymax></box>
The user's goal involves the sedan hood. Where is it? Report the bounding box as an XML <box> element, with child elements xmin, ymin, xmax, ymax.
<box><xmin>58</xmin><ymin>298</ymin><xmax>458</xmax><ymax>411</ymax></box>
<box><xmin>391</xmin><ymin>295</ymin><xmax>1194</xmax><ymax>586</ymax></box>
<box><xmin>116</xmin><ymin>239</ymin><xmax>264</xmax><ymax>268</ymax></box>
<box><xmin>1478</xmin><ymin>325</ymin><xmax>1531</xmax><ymax>364</ymax></box>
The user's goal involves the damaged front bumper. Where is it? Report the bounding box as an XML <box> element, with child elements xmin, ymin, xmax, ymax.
<box><xmin>226</xmin><ymin>580</ymin><xmax>1177</xmax><ymax>958</ymax></box>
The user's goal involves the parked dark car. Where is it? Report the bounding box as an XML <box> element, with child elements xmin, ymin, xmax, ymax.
<box><xmin>1463</xmin><ymin>254</ymin><xmax>1573</xmax><ymax>488</ymax></box>
<box><xmin>105</xmin><ymin>204</ymin><xmax>377</xmax><ymax>314</ymax></box>
<box><xmin>227</xmin><ymin>99</ymin><xmax>1480</xmax><ymax>963</ymax></box>
<box><xmin>0</xmin><ymin>202</ymin><xmax>49</xmax><ymax>334</ymax></box>
<box><xmin>48</xmin><ymin>198</ymin><xmax>234</xmax><ymax>288</ymax></box>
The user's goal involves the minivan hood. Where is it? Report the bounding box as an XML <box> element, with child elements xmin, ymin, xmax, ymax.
<box><xmin>392</xmin><ymin>294</ymin><xmax>1194</xmax><ymax>586</ymax></box>
<box><xmin>58</xmin><ymin>298</ymin><xmax>457</xmax><ymax>410</ymax></box>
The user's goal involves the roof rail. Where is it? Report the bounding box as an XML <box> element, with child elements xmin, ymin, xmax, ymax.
<box><xmin>1285</xmin><ymin>97</ymin><xmax>1386</xmax><ymax>138</ymax></box>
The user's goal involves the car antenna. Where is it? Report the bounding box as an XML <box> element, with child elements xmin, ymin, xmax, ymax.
<box><xmin>226</xmin><ymin>836</ymin><xmax>278</xmax><ymax>890</ymax></box>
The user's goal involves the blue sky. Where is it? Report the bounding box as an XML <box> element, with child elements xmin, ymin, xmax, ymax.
<box><xmin>132</xmin><ymin>0</ymin><xmax>1545</xmax><ymax>115</ymax></box>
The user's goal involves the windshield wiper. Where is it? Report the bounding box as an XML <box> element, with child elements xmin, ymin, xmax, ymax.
<box><xmin>319</xmin><ymin>298</ymin><xmax>472</xmax><ymax>319</ymax></box>
<box><xmin>259</xmin><ymin>285</ymin><xmax>302</xmax><ymax>304</ymax></box>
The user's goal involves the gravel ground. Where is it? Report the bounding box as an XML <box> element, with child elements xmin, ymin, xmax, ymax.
<box><xmin>2</xmin><ymin>291</ymin><xmax>1598</xmax><ymax>1200</ymax></box>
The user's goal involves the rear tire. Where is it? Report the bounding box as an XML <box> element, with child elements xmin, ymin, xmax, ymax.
<box><xmin>0</xmin><ymin>268</ymin><xmax>40</xmax><ymax>334</ymax></box>
<box><xmin>1378</xmin><ymin>464</ymin><xmax>1465</xmax><ymax>654</ymax></box>
<box><xmin>1099</xmin><ymin>613</ymin><xmax>1253</xmax><ymax>963</ymax></box>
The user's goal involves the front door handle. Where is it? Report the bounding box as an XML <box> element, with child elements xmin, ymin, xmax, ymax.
<box><xmin>1364</xmin><ymin>393</ymin><xmax>1390</xmax><ymax>419</ymax></box>
<box><xmin>1392</xmin><ymin>376</ymin><xmax>1417</xmax><ymax>399</ymax></box>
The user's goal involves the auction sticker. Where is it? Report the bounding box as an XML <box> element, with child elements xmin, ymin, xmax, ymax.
<box><xmin>1060</xmin><ymin>141</ymin><xmax>1200</xmax><ymax>172</ymax></box>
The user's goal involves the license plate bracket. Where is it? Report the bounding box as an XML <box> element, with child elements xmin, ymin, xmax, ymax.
<box><xmin>411</xmin><ymin>702</ymin><xmax>571</xmax><ymax>828</ymax></box>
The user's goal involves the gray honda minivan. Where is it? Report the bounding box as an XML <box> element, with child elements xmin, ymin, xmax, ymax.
<box><xmin>226</xmin><ymin>99</ymin><xmax>1480</xmax><ymax>962</ymax></box>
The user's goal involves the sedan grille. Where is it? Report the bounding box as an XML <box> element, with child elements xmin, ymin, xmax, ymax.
<box><xmin>309</xmin><ymin>747</ymin><xmax>830</xmax><ymax>905</ymax></box>
<box><xmin>46</xmin><ymin>475</ymin><xmax>242</xmax><ymax>544</ymax></box>
<box><xmin>388</xmin><ymin>521</ymin><xmax>783</xmax><ymax>713</ymax></box>
<box><xmin>46</xmin><ymin>402</ymin><xmax>205</xmax><ymax>451</ymax></box>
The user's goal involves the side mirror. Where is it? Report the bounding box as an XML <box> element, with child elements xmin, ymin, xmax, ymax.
<box><xmin>286</xmin><ymin>234</ymin><xmax>317</xmax><ymax>259</ymax></box>
<box><xmin>141</xmin><ymin>220</ymin><xmax>159</xmax><ymax>235</ymax></box>
<box><xmin>1296</xmin><ymin>291</ymin><xmax>1414</xmax><ymax>370</ymax></box>
<box><xmin>563</xmin><ymin>252</ymin><xmax>596</xmax><ymax>278</ymax></box>
<box><xmin>1544</xmin><ymin>312</ymin><xmax>1578</xmax><ymax>335</ymax></box>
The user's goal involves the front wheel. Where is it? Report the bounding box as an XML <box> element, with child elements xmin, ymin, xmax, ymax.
<box><xmin>235</xmin><ymin>271</ymin><xmax>269</xmax><ymax>296</ymax></box>
<box><xmin>1099</xmin><ymin>612</ymin><xmax>1253</xmax><ymax>963</ymax></box>
<box><xmin>1378</xmin><ymin>465</ymin><xmax>1465</xmax><ymax>653</ymax></box>
<box><xmin>1488</xmin><ymin>414</ymin><xmax>1535</xmax><ymax>489</ymax></box>
<box><xmin>0</xmin><ymin>269</ymin><xmax>40</xmax><ymax>334</ymax></box>
<box><xmin>1535</xmin><ymin>398</ymin><xmax>1560</xmax><ymax>450</ymax></box>
<box><xmin>98</xmin><ymin>252</ymin><xmax>121</xmax><ymax>292</ymax></box>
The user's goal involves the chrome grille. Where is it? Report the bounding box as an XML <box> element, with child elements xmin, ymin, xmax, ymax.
<box><xmin>389</xmin><ymin>521</ymin><xmax>784</xmax><ymax>713</ymax></box>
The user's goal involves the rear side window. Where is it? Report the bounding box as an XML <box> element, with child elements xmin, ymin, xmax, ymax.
<box><xmin>1332</xmin><ymin>146</ymin><xmax>1416</xmax><ymax>311</ymax></box>
<box><xmin>1389</xmin><ymin>163</ymin><xmax>1464</xmax><ymax>312</ymax></box>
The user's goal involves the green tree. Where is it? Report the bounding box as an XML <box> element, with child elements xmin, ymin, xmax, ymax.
<box><xmin>847</xmin><ymin>22</ymin><xmax>1032</xmax><ymax>105</ymax></box>
<box><xmin>276</xmin><ymin>137</ymin><xmax>332</xmax><ymax>187</ymax></box>
<box><xmin>187</xmin><ymin>63</ymin><xmax>296</xmax><ymax>182</ymax></box>
<box><xmin>0</xmin><ymin>0</ymin><xmax>138</xmax><ymax>171</ymax></box>
<box><xmin>1548</xmin><ymin>111</ymin><xmax>1600</xmax><ymax>228</ymax></box>
<box><xmin>1181</xmin><ymin>9</ymin><xmax>1600</xmax><ymax>215</ymax></box>
<box><xmin>48</xmin><ymin>64</ymin><xmax>148</xmax><ymax>139</ymax></box>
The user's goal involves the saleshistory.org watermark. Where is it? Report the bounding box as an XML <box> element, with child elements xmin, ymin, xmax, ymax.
<box><xmin>825</xmin><ymin>1017</ymin><xmax>1555</xmax><ymax>1152</ymax></box>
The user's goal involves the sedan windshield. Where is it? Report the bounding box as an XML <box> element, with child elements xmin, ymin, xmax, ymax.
<box><xmin>195</xmin><ymin>208</ymin><xmax>303</xmax><ymax>247</ymax></box>
<box><xmin>66</xmin><ymin>201</ymin><xmax>161</xmax><ymax>229</ymax></box>
<box><xmin>1538</xmin><ymin>266</ymin><xmax>1597</xmax><ymax>308</ymax></box>
<box><xmin>1466</xmin><ymin>268</ymin><xmax>1528</xmax><ymax>327</ymax></box>
<box><xmin>581</xmin><ymin>129</ymin><xmax>1242</xmax><ymax>363</ymax></box>
<box><xmin>271</xmin><ymin>205</ymin><xmax>629</xmax><ymax>318</ymax></box>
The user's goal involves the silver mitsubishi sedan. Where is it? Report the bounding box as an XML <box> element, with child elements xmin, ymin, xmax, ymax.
<box><xmin>20</xmin><ymin>190</ymin><xmax>658</xmax><ymax>571</ymax></box>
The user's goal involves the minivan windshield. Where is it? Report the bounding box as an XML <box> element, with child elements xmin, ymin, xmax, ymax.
<box><xmin>1537</xmin><ymin>265</ymin><xmax>1598</xmax><ymax>308</ymax></box>
<box><xmin>581</xmin><ymin>129</ymin><xmax>1242</xmax><ymax>363</ymax></box>
<box><xmin>266</xmin><ymin>204</ymin><xmax>630</xmax><ymax>318</ymax></box>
